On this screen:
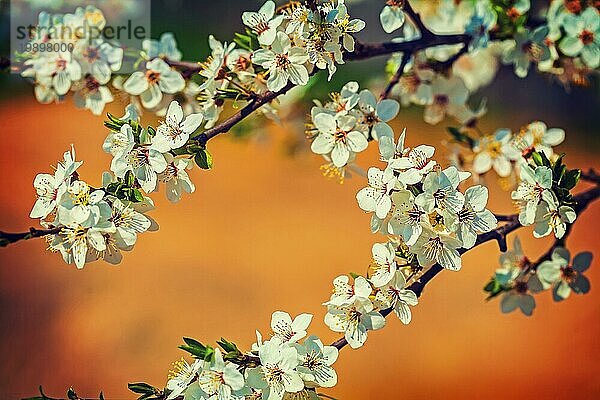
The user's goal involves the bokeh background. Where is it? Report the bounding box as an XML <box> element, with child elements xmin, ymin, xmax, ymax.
<box><xmin>1</xmin><ymin>1</ymin><xmax>600</xmax><ymax>399</ymax></box>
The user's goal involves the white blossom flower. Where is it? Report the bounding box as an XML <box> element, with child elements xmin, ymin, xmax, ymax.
<box><xmin>325</xmin><ymin>275</ymin><xmax>372</xmax><ymax>307</ymax></box>
<box><xmin>389</xmin><ymin>144</ymin><xmax>437</xmax><ymax>185</ymax></box>
<box><xmin>284</xmin><ymin>3</ymin><xmax>312</xmax><ymax>37</ymax></box>
<box><xmin>559</xmin><ymin>7</ymin><xmax>599</xmax><ymax>69</ymax></box>
<box><xmin>72</xmin><ymin>75</ymin><xmax>114</xmax><ymax>115</ymax></box>
<box><xmin>533</xmin><ymin>191</ymin><xmax>576</xmax><ymax>239</ymax></box>
<box><xmin>111</xmin><ymin>145</ymin><xmax>168</xmax><ymax>193</ymax></box>
<box><xmin>242</xmin><ymin>1</ymin><xmax>284</xmax><ymax>46</ymax></box>
<box><xmin>103</xmin><ymin>123</ymin><xmax>135</xmax><ymax>157</ymax></box>
<box><xmin>270</xmin><ymin>311</ymin><xmax>313</xmax><ymax>344</ymax></box>
<box><xmin>166</xmin><ymin>358</ymin><xmax>203</xmax><ymax>400</ymax></box>
<box><xmin>423</xmin><ymin>75</ymin><xmax>469</xmax><ymax>125</ymax></box>
<box><xmin>143</xmin><ymin>32</ymin><xmax>182</xmax><ymax>61</ymax></box>
<box><xmin>415</xmin><ymin>167</ymin><xmax>466</xmax><ymax>214</ymax></box>
<box><xmin>293</xmin><ymin>336</ymin><xmax>338</xmax><ymax>388</ymax></box>
<box><xmin>57</xmin><ymin>180</ymin><xmax>109</xmax><ymax>227</ymax></box>
<box><xmin>247</xmin><ymin>339</ymin><xmax>303</xmax><ymax>400</ymax></box>
<box><xmin>50</xmin><ymin>221</ymin><xmax>116</xmax><ymax>269</ymax></box>
<box><xmin>355</xmin><ymin>90</ymin><xmax>399</xmax><ymax>140</ymax></box>
<box><xmin>305</xmin><ymin>37</ymin><xmax>343</xmax><ymax>80</ymax></box>
<box><xmin>252</xmin><ymin>32</ymin><xmax>309</xmax><ymax>91</ymax></box>
<box><xmin>472</xmin><ymin>129</ymin><xmax>515</xmax><ymax>177</ymax></box>
<box><xmin>464</xmin><ymin>1</ymin><xmax>497</xmax><ymax>50</ymax></box>
<box><xmin>411</xmin><ymin>227</ymin><xmax>463</xmax><ymax>271</ymax></box>
<box><xmin>356</xmin><ymin>167</ymin><xmax>396</xmax><ymax>219</ymax></box>
<box><xmin>310</xmin><ymin>113</ymin><xmax>368</xmax><ymax>168</ymax></box>
<box><xmin>124</xmin><ymin>58</ymin><xmax>185</xmax><ymax>109</ymax></box>
<box><xmin>30</xmin><ymin>146</ymin><xmax>83</xmax><ymax>219</ymax></box>
<box><xmin>380</xmin><ymin>1</ymin><xmax>405</xmax><ymax>33</ymax></box>
<box><xmin>495</xmin><ymin>236</ymin><xmax>528</xmax><ymax>287</ymax></box>
<box><xmin>511</xmin><ymin>164</ymin><xmax>553</xmax><ymax>225</ymax></box>
<box><xmin>509</xmin><ymin>121</ymin><xmax>565</xmax><ymax>159</ymax></box>
<box><xmin>374</xmin><ymin>271</ymin><xmax>418</xmax><ymax>324</ymax></box>
<box><xmin>109</xmin><ymin>198</ymin><xmax>152</xmax><ymax>249</ymax></box>
<box><xmin>159</xmin><ymin>154</ymin><xmax>196</xmax><ymax>203</ymax></box>
<box><xmin>369</xmin><ymin>242</ymin><xmax>397</xmax><ymax>288</ymax></box>
<box><xmin>537</xmin><ymin>247</ymin><xmax>592</xmax><ymax>301</ymax></box>
<box><xmin>448</xmin><ymin>185</ymin><xmax>497</xmax><ymax>249</ymax></box>
<box><xmin>335</xmin><ymin>4</ymin><xmax>366</xmax><ymax>52</ymax></box>
<box><xmin>500</xmin><ymin>281</ymin><xmax>536</xmax><ymax>316</ymax></box>
<box><xmin>199</xmin><ymin>35</ymin><xmax>236</xmax><ymax>91</ymax></box>
<box><xmin>503</xmin><ymin>26</ymin><xmax>551</xmax><ymax>78</ymax></box>
<box><xmin>151</xmin><ymin>101</ymin><xmax>203</xmax><ymax>152</ymax></box>
<box><xmin>197</xmin><ymin>348</ymin><xmax>245</xmax><ymax>400</ymax></box>
<box><xmin>324</xmin><ymin>298</ymin><xmax>385</xmax><ymax>349</ymax></box>
<box><xmin>28</xmin><ymin>52</ymin><xmax>81</xmax><ymax>95</ymax></box>
<box><xmin>388</xmin><ymin>190</ymin><xmax>426</xmax><ymax>245</ymax></box>
<box><xmin>74</xmin><ymin>39</ymin><xmax>123</xmax><ymax>84</ymax></box>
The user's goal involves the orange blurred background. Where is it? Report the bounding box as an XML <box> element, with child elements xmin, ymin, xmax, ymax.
<box><xmin>0</xmin><ymin>94</ymin><xmax>599</xmax><ymax>400</ymax></box>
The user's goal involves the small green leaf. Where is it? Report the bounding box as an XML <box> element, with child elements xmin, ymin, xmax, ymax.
<box><xmin>131</xmin><ymin>188</ymin><xmax>144</xmax><ymax>203</ymax></box>
<box><xmin>128</xmin><ymin>383</ymin><xmax>156</xmax><ymax>395</ymax></box>
<box><xmin>531</xmin><ymin>151</ymin><xmax>543</xmax><ymax>166</ymax></box>
<box><xmin>562</xmin><ymin>169</ymin><xmax>581</xmax><ymax>190</ymax></box>
<box><xmin>195</xmin><ymin>149</ymin><xmax>213</xmax><ymax>170</ymax></box>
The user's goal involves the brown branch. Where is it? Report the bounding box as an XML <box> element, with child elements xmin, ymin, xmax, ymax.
<box><xmin>196</xmin><ymin>32</ymin><xmax>471</xmax><ymax>144</ymax></box>
<box><xmin>581</xmin><ymin>168</ymin><xmax>600</xmax><ymax>185</ymax></box>
<box><xmin>380</xmin><ymin>51</ymin><xmax>411</xmax><ymax>101</ymax></box>
<box><xmin>0</xmin><ymin>226</ymin><xmax>61</xmax><ymax>247</ymax></box>
<box><xmin>330</xmin><ymin>184</ymin><xmax>600</xmax><ymax>350</ymax></box>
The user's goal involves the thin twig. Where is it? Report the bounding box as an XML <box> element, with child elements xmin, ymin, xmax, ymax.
<box><xmin>581</xmin><ymin>168</ymin><xmax>600</xmax><ymax>185</ymax></box>
<box><xmin>380</xmin><ymin>51</ymin><xmax>411</xmax><ymax>100</ymax></box>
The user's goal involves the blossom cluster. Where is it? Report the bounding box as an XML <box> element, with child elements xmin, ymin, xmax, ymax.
<box><xmin>28</xmin><ymin>100</ymin><xmax>207</xmax><ymax>269</ymax></box>
<box><xmin>324</xmin><ymin>268</ymin><xmax>417</xmax><ymax>349</ymax></box>
<box><xmin>511</xmin><ymin>151</ymin><xmax>579</xmax><ymax>240</ymax></box>
<box><xmin>380</xmin><ymin>0</ymin><xmax>599</xmax><ymax>130</ymax></box>
<box><xmin>357</xmin><ymin>129</ymin><xmax>498</xmax><ymax>269</ymax></box>
<box><xmin>486</xmin><ymin>237</ymin><xmax>592</xmax><ymax>316</ymax></box>
<box><xmin>29</xmin><ymin>146</ymin><xmax>155</xmax><ymax>268</ymax></box>
<box><xmin>20</xmin><ymin>6</ymin><xmax>124</xmax><ymax>114</ymax></box>
<box><xmin>307</xmin><ymin>81</ymin><xmax>399</xmax><ymax>177</ymax></box>
<box><xmin>453</xmin><ymin>120</ymin><xmax>565</xmax><ymax>183</ymax></box>
<box><xmin>164</xmin><ymin>311</ymin><xmax>338</xmax><ymax>400</ymax></box>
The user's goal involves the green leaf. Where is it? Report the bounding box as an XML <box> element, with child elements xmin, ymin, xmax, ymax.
<box><xmin>562</xmin><ymin>169</ymin><xmax>581</xmax><ymax>190</ymax></box>
<box><xmin>128</xmin><ymin>383</ymin><xmax>157</xmax><ymax>395</ymax></box>
<box><xmin>531</xmin><ymin>151</ymin><xmax>543</xmax><ymax>166</ymax></box>
<box><xmin>179</xmin><ymin>337</ymin><xmax>213</xmax><ymax>359</ymax></box>
<box><xmin>131</xmin><ymin>188</ymin><xmax>145</xmax><ymax>203</ymax></box>
<box><xmin>195</xmin><ymin>149</ymin><xmax>213</xmax><ymax>170</ymax></box>
<box><xmin>217</xmin><ymin>338</ymin><xmax>239</xmax><ymax>354</ymax></box>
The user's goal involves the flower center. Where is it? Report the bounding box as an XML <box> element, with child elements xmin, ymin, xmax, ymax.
<box><xmin>275</xmin><ymin>54</ymin><xmax>291</xmax><ymax>69</ymax></box>
<box><xmin>83</xmin><ymin>46</ymin><xmax>100</xmax><ymax>62</ymax></box>
<box><xmin>434</xmin><ymin>94</ymin><xmax>449</xmax><ymax>106</ymax></box>
<box><xmin>579</xmin><ymin>29</ymin><xmax>594</xmax><ymax>45</ymax></box>
<box><xmin>386</xmin><ymin>0</ymin><xmax>405</xmax><ymax>7</ymax></box>
<box><xmin>564</xmin><ymin>0</ymin><xmax>583</xmax><ymax>14</ymax></box>
<box><xmin>514</xmin><ymin>281</ymin><xmax>528</xmax><ymax>294</ymax></box>
<box><xmin>560</xmin><ymin>266</ymin><xmax>577</xmax><ymax>283</ymax></box>
<box><xmin>145</xmin><ymin>70</ymin><xmax>161</xmax><ymax>84</ymax></box>
<box><xmin>522</xmin><ymin>41</ymin><xmax>543</xmax><ymax>62</ymax></box>
<box><xmin>506</xmin><ymin>7</ymin><xmax>521</xmax><ymax>20</ymax></box>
